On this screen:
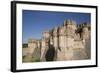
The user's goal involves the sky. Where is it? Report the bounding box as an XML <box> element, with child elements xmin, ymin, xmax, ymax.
<box><xmin>22</xmin><ymin>10</ymin><xmax>91</xmax><ymax>43</ymax></box>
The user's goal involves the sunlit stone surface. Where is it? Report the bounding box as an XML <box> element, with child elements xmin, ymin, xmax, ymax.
<box><xmin>22</xmin><ymin>19</ymin><xmax>91</xmax><ymax>62</ymax></box>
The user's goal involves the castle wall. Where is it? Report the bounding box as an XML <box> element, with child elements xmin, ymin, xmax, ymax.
<box><xmin>28</xmin><ymin>41</ymin><xmax>37</xmax><ymax>55</ymax></box>
<box><xmin>40</xmin><ymin>39</ymin><xmax>46</xmax><ymax>61</ymax></box>
<box><xmin>22</xmin><ymin>19</ymin><xmax>91</xmax><ymax>62</ymax></box>
<box><xmin>22</xmin><ymin>47</ymin><xmax>29</xmax><ymax>56</ymax></box>
<box><xmin>40</xmin><ymin>38</ymin><xmax>49</xmax><ymax>61</ymax></box>
<box><xmin>53</xmin><ymin>27</ymin><xmax>59</xmax><ymax>50</ymax></box>
<box><xmin>57</xmin><ymin>36</ymin><xmax>67</xmax><ymax>61</ymax></box>
<box><xmin>81</xmin><ymin>27</ymin><xmax>90</xmax><ymax>40</ymax></box>
<box><xmin>84</xmin><ymin>38</ymin><xmax>91</xmax><ymax>59</ymax></box>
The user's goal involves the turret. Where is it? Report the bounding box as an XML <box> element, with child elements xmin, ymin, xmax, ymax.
<box><xmin>81</xmin><ymin>23</ymin><xmax>90</xmax><ymax>40</ymax></box>
<box><xmin>64</xmin><ymin>19</ymin><xmax>71</xmax><ymax>26</ymax></box>
<box><xmin>28</xmin><ymin>39</ymin><xmax>38</xmax><ymax>49</ymax></box>
<box><xmin>42</xmin><ymin>31</ymin><xmax>50</xmax><ymax>39</ymax></box>
<box><xmin>64</xmin><ymin>20</ymin><xmax>77</xmax><ymax>37</ymax></box>
<box><xmin>53</xmin><ymin>27</ymin><xmax>58</xmax><ymax>37</ymax></box>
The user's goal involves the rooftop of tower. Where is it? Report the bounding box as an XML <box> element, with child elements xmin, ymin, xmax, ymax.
<box><xmin>64</xmin><ymin>19</ymin><xmax>77</xmax><ymax>26</ymax></box>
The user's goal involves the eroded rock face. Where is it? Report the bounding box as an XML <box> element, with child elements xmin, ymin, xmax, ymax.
<box><xmin>22</xmin><ymin>19</ymin><xmax>91</xmax><ymax>62</ymax></box>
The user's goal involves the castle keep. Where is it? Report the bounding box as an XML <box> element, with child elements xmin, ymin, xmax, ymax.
<box><xmin>23</xmin><ymin>19</ymin><xmax>91</xmax><ymax>62</ymax></box>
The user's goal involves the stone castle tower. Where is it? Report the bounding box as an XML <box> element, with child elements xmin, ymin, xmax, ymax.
<box><xmin>22</xmin><ymin>19</ymin><xmax>91</xmax><ymax>62</ymax></box>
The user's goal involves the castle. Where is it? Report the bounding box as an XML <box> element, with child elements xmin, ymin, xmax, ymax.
<box><xmin>22</xmin><ymin>19</ymin><xmax>91</xmax><ymax>62</ymax></box>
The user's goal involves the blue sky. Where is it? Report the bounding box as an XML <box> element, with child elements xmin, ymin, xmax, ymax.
<box><xmin>22</xmin><ymin>10</ymin><xmax>90</xmax><ymax>43</ymax></box>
